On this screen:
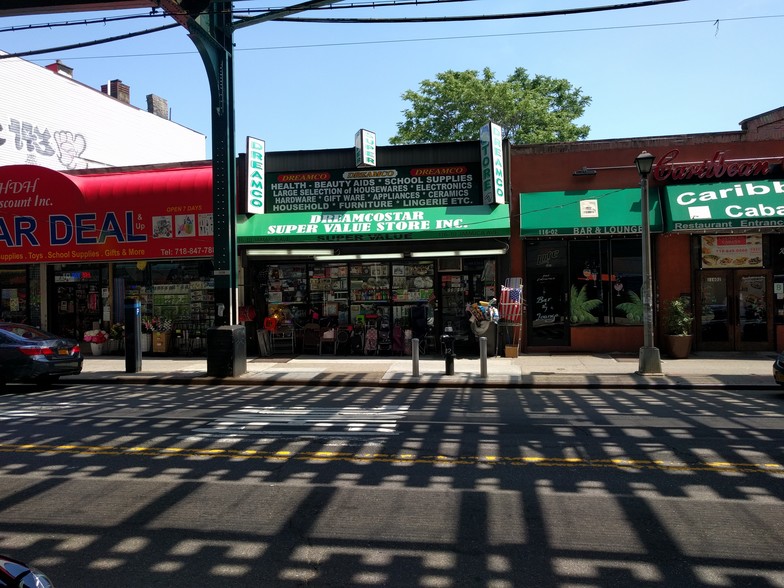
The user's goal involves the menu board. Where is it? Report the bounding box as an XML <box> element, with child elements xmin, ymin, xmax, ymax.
<box><xmin>701</xmin><ymin>235</ymin><xmax>763</xmax><ymax>268</ymax></box>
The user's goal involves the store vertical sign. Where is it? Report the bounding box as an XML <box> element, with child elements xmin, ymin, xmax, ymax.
<box><xmin>480</xmin><ymin>122</ymin><xmax>505</xmax><ymax>205</ymax></box>
<box><xmin>355</xmin><ymin>129</ymin><xmax>376</xmax><ymax>168</ymax></box>
<box><xmin>246</xmin><ymin>137</ymin><xmax>265</xmax><ymax>214</ymax></box>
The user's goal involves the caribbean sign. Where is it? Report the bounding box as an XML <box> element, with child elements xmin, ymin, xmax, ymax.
<box><xmin>237</xmin><ymin>205</ymin><xmax>510</xmax><ymax>244</ymax></box>
<box><xmin>264</xmin><ymin>163</ymin><xmax>484</xmax><ymax>213</ymax></box>
<box><xmin>664</xmin><ymin>179</ymin><xmax>784</xmax><ymax>231</ymax></box>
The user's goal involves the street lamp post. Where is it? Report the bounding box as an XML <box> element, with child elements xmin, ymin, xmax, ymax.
<box><xmin>635</xmin><ymin>150</ymin><xmax>663</xmax><ymax>375</ymax></box>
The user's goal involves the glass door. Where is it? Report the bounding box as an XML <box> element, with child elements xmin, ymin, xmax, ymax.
<box><xmin>49</xmin><ymin>265</ymin><xmax>107</xmax><ymax>340</ymax></box>
<box><xmin>440</xmin><ymin>274</ymin><xmax>471</xmax><ymax>344</ymax></box>
<box><xmin>527</xmin><ymin>269</ymin><xmax>570</xmax><ymax>347</ymax></box>
<box><xmin>698</xmin><ymin>270</ymin><xmax>772</xmax><ymax>351</ymax></box>
<box><xmin>737</xmin><ymin>271</ymin><xmax>772</xmax><ymax>350</ymax></box>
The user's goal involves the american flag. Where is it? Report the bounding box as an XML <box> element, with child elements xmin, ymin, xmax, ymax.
<box><xmin>499</xmin><ymin>286</ymin><xmax>523</xmax><ymax>324</ymax></box>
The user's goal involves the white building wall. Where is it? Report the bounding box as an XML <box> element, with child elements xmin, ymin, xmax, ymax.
<box><xmin>0</xmin><ymin>52</ymin><xmax>206</xmax><ymax>170</ymax></box>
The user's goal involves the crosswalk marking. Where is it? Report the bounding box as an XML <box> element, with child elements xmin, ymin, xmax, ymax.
<box><xmin>192</xmin><ymin>405</ymin><xmax>409</xmax><ymax>439</ymax></box>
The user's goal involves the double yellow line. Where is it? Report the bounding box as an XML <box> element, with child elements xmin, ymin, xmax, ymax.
<box><xmin>1</xmin><ymin>442</ymin><xmax>782</xmax><ymax>473</ymax></box>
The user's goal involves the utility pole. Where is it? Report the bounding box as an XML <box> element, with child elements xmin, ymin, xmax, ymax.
<box><xmin>160</xmin><ymin>0</ymin><xmax>237</xmax><ymax>327</ymax></box>
<box><xmin>159</xmin><ymin>0</ymin><xmax>347</xmax><ymax>331</ymax></box>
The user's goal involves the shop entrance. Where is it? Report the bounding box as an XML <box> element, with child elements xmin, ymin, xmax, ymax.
<box><xmin>697</xmin><ymin>270</ymin><xmax>773</xmax><ymax>351</ymax></box>
<box><xmin>526</xmin><ymin>268</ymin><xmax>570</xmax><ymax>347</ymax></box>
<box><xmin>439</xmin><ymin>272</ymin><xmax>483</xmax><ymax>348</ymax></box>
<box><xmin>48</xmin><ymin>265</ymin><xmax>108</xmax><ymax>340</ymax></box>
<box><xmin>439</xmin><ymin>259</ymin><xmax>497</xmax><ymax>353</ymax></box>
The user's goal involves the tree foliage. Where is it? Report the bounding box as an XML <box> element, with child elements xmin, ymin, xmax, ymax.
<box><xmin>390</xmin><ymin>67</ymin><xmax>591</xmax><ymax>145</ymax></box>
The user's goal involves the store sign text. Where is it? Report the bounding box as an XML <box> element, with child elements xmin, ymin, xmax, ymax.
<box><xmin>246</xmin><ymin>137</ymin><xmax>265</xmax><ymax>214</ymax></box>
<box><xmin>674</xmin><ymin>180</ymin><xmax>784</xmax><ymax>206</ymax></box>
<box><xmin>480</xmin><ymin>122</ymin><xmax>505</xmax><ymax>205</ymax></box>
<box><xmin>266</xmin><ymin>211</ymin><xmax>465</xmax><ymax>236</ymax></box>
<box><xmin>0</xmin><ymin>167</ymin><xmax>215</xmax><ymax>263</ymax></box>
<box><xmin>0</xmin><ymin>211</ymin><xmax>146</xmax><ymax>249</ymax></box>
<box><xmin>266</xmin><ymin>163</ymin><xmax>482</xmax><ymax>213</ymax></box>
<box><xmin>667</xmin><ymin>179</ymin><xmax>784</xmax><ymax>229</ymax></box>
<box><xmin>653</xmin><ymin>149</ymin><xmax>780</xmax><ymax>181</ymax></box>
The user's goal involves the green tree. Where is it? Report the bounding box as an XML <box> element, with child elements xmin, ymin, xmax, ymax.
<box><xmin>390</xmin><ymin>67</ymin><xmax>591</xmax><ymax>145</ymax></box>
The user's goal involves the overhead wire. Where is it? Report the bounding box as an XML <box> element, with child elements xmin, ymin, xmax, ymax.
<box><xmin>4</xmin><ymin>13</ymin><xmax>779</xmax><ymax>62</ymax></box>
<box><xmin>0</xmin><ymin>0</ymin><xmax>690</xmax><ymax>59</ymax></box>
<box><xmin>249</xmin><ymin>0</ymin><xmax>691</xmax><ymax>24</ymax></box>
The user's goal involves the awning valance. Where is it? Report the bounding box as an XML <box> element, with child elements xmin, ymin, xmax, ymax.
<box><xmin>663</xmin><ymin>179</ymin><xmax>784</xmax><ymax>231</ymax></box>
<box><xmin>237</xmin><ymin>204</ymin><xmax>510</xmax><ymax>245</ymax></box>
<box><xmin>520</xmin><ymin>188</ymin><xmax>662</xmax><ymax>236</ymax></box>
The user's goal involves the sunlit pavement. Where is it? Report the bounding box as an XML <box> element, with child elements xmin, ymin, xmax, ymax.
<box><xmin>63</xmin><ymin>351</ymin><xmax>781</xmax><ymax>389</ymax></box>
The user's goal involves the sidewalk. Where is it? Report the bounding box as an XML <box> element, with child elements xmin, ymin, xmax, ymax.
<box><xmin>62</xmin><ymin>351</ymin><xmax>782</xmax><ymax>389</ymax></box>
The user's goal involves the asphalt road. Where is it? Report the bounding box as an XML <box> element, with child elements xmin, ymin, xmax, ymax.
<box><xmin>0</xmin><ymin>381</ymin><xmax>782</xmax><ymax>587</ymax></box>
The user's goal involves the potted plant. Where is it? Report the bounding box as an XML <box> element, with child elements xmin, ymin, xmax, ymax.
<box><xmin>83</xmin><ymin>329</ymin><xmax>109</xmax><ymax>356</ymax></box>
<box><xmin>140</xmin><ymin>317</ymin><xmax>154</xmax><ymax>353</ymax></box>
<box><xmin>664</xmin><ymin>297</ymin><xmax>694</xmax><ymax>359</ymax></box>
<box><xmin>148</xmin><ymin>317</ymin><xmax>173</xmax><ymax>353</ymax></box>
<box><xmin>108</xmin><ymin>323</ymin><xmax>124</xmax><ymax>353</ymax></box>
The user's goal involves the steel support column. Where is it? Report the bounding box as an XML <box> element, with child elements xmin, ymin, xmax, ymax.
<box><xmin>182</xmin><ymin>3</ymin><xmax>238</xmax><ymax>327</ymax></box>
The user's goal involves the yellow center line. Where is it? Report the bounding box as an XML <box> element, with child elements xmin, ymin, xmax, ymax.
<box><xmin>0</xmin><ymin>442</ymin><xmax>780</xmax><ymax>474</ymax></box>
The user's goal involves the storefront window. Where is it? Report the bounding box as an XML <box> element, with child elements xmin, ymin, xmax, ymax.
<box><xmin>113</xmin><ymin>260</ymin><xmax>215</xmax><ymax>326</ymax></box>
<box><xmin>0</xmin><ymin>267</ymin><xmax>28</xmax><ymax>323</ymax></box>
<box><xmin>50</xmin><ymin>264</ymin><xmax>107</xmax><ymax>340</ymax></box>
<box><xmin>310</xmin><ymin>263</ymin><xmax>349</xmax><ymax>325</ymax></box>
<box><xmin>569</xmin><ymin>240</ymin><xmax>608</xmax><ymax>325</ymax></box>
<box><xmin>610</xmin><ymin>240</ymin><xmax>643</xmax><ymax>325</ymax></box>
<box><xmin>528</xmin><ymin>238</ymin><xmax>643</xmax><ymax>328</ymax></box>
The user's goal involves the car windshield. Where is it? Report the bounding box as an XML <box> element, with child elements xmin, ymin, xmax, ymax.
<box><xmin>0</xmin><ymin>325</ymin><xmax>52</xmax><ymax>340</ymax></box>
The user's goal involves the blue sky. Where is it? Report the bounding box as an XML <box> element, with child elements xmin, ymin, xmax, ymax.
<box><xmin>1</xmin><ymin>0</ymin><xmax>781</xmax><ymax>156</ymax></box>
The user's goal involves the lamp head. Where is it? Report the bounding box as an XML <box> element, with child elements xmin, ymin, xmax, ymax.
<box><xmin>634</xmin><ymin>151</ymin><xmax>656</xmax><ymax>177</ymax></box>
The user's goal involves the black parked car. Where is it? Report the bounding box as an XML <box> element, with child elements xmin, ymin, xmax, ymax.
<box><xmin>0</xmin><ymin>554</ymin><xmax>54</xmax><ymax>587</ymax></box>
<box><xmin>0</xmin><ymin>323</ymin><xmax>83</xmax><ymax>386</ymax></box>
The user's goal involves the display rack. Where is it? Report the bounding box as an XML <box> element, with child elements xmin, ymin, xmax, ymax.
<box><xmin>152</xmin><ymin>284</ymin><xmax>190</xmax><ymax>320</ymax></box>
<box><xmin>499</xmin><ymin>277</ymin><xmax>524</xmax><ymax>357</ymax></box>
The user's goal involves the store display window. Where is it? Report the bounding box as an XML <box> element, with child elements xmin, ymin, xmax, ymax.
<box><xmin>310</xmin><ymin>263</ymin><xmax>349</xmax><ymax>325</ymax></box>
<box><xmin>0</xmin><ymin>267</ymin><xmax>28</xmax><ymax>323</ymax></box>
<box><xmin>50</xmin><ymin>264</ymin><xmax>107</xmax><ymax>340</ymax></box>
<box><xmin>528</xmin><ymin>238</ymin><xmax>643</xmax><ymax>327</ymax></box>
<box><xmin>114</xmin><ymin>260</ymin><xmax>215</xmax><ymax>324</ymax></box>
<box><xmin>255</xmin><ymin>260</ymin><xmax>440</xmax><ymax>330</ymax></box>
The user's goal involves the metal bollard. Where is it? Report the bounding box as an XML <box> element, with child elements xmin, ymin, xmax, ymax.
<box><xmin>412</xmin><ymin>338</ymin><xmax>420</xmax><ymax>377</ymax></box>
<box><xmin>479</xmin><ymin>336</ymin><xmax>487</xmax><ymax>378</ymax></box>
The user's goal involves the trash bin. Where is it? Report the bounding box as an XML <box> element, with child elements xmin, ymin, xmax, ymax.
<box><xmin>207</xmin><ymin>325</ymin><xmax>247</xmax><ymax>377</ymax></box>
<box><xmin>441</xmin><ymin>326</ymin><xmax>455</xmax><ymax>375</ymax></box>
<box><xmin>471</xmin><ymin>319</ymin><xmax>498</xmax><ymax>356</ymax></box>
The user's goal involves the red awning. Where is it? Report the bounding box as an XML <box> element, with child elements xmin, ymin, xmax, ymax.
<box><xmin>0</xmin><ymin>164</ymin><xmax>215</xmax><ymax>262</ymax></box>
<box><xmin>69</xmin><ymin>165</ymin><xmax>213</xmax><ymax>203</ymax></box>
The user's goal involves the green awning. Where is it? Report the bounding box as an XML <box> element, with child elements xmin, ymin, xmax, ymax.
<box><xmin>520</xmin><ymin>189</ymin><xmax>662</xmax><ymax>236</ymax></box>
<box><xmin>237</xmin><ymin>204</ymin><xmax>510</xmax><ymax>244</ymax></box>
<box><xmin>663</xmin><ymin>179</ymin><xmax>784</xmax><ymax>231</ymax></box>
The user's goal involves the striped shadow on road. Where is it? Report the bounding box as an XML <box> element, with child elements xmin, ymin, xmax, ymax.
<box><xmin>190</xmin><ymin>405</ymin><xmax>410</xmax><ymax>439</ymax></box>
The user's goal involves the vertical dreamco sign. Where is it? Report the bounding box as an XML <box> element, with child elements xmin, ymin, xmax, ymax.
<box><xmin>355</xmin><ymin>129</ymin><xmax>376</xmax><ymax>168</ymax></box>
<box><xmin>480</xmin><ymin>122</ymin><xmax>505</xmax><ymax>205</ymax></box>
<box><xmin>246</xmin><ymin>137</ymin><xmax>265</xmax><ymax>214</ymax></box>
